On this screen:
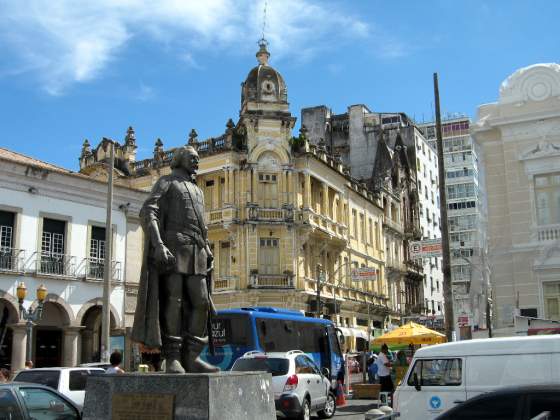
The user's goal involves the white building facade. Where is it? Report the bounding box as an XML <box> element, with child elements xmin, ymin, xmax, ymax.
<box><xmin>412</xmin><ymin>128</ymin><xmax>444</xmax><ymax>317</ymax></box>
<box><xmin>0</xmin><ymin>148</ymin><xmax>145</xmax><ymax>370</ymax></box>
<box><xmin>420</xmin><ymin>118</ymin><xmax>490</xmax><ymax>338</ymax></box>
<box><xmin>472</xmin><ymin>63</ymin><xmax>560</xmax><ymax>334</ymax></box>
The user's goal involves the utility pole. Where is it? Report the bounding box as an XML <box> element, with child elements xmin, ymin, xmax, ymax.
<box><xmin>101</xmin><ymin>139</ymin><xmax>115</xmax><ymax>363</ymax></box>
<box><xmin>434</xmin><ymin>73</ymin><xmax>455</xmax><ymax>341</ymax></box>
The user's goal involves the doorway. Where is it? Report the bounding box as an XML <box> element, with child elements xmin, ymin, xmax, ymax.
<box><xmin>35</xmin><ymin>329</ymin><xmax>62</xmax><ymax>367</ymax></box>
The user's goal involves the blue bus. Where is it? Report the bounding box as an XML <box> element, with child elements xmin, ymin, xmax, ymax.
<box><xmin>201</xmin><ymin>307</ymin><xmax>344</xmax><ymax>385</ymax></box>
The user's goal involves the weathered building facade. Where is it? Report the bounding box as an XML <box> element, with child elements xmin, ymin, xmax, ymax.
<box><xmin>301</xmin><ymin>106</ymin><xmax>433</xmax><ymax>320</ymax></box>
<box><xmin>80</xmin><ymin>42</ymin><xmax>391</xmax><ymax>350</ymax></box>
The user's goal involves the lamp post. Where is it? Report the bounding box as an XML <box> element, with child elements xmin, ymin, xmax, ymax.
<box><xmin>16</xmin><ymin>282</ymin><xmax>47</xmax><ymax>364</ymax></box>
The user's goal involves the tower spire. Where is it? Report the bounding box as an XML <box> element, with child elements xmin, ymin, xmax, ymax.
<box><xmin>256</xmin><ymin>0</ymin><xmax>270</xmax><ymax>65</ymax></box>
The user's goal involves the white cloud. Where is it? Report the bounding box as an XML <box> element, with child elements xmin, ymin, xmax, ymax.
<box><xmin>135</xmin><ymin>82</ymin><xmax>156</xmax><ymax>102</ymax></box>
<box><xmin>0</xmin><ymin>0</ymin><xmax>392</xmax><ymax>95</ymax></box>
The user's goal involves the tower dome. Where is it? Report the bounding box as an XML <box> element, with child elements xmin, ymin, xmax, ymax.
<box><xmin>241</xmin><ymin>39</ymin><xmax>288</xmax><ymax>109</ymax></box>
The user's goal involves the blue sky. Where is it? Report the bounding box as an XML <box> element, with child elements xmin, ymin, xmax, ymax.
<box><xmin>1</xmin><ymin>0</ymin><xmax>558</xmax><ymax>171</ymax></box>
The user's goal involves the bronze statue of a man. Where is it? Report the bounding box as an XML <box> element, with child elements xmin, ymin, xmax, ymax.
<box><xmin>132</xmin><ymin>146</ymin><xmax>219</xmax><ymax>373</ymax></box>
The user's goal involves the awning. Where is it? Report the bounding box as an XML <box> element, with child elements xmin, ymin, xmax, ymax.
<box><xmin>336</xmin><ymin>327</ymin><xmax>369</xmax><ymax>340</ymax></box>
<box><xmin>352</xmin><ymin>328</ymin><xmax>369</xmax><ymax>340</ymax></box>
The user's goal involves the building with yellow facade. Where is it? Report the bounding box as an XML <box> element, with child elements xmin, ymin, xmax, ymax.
<box><xmin>80</xmin><ymin>41</ymin><xmax>394</xmax><ymax>351</ymax></box>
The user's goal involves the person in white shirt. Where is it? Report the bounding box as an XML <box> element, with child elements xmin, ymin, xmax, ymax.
<box><xmin>105</xmin><ymin>351</ymin><xmax>125</xmax><ymax>374</ymax></box>
<box><xmin>375</xmin><ymin>344</ymin><xmax>394</xmax><ymax>394</ymax></box>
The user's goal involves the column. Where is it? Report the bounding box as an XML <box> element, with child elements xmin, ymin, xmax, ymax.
<box><xmin>10</xmin><ymin>324</ymin><xmax>27</xmax><ymax>370</ymax></box>
<box><xmin>251</xmin><ymin>168</ymin><xmax>258</xmax><ymax>203</ymax></box>
<box><xmin>223</xmin><ymin>166</ymin><xmax>229</xmax><ymax>205</ymax></box>
<box><xmin>81</xmin><ymin>329</ymin><xmax>94</xmax><ymax>363</ymax></box>
<box><xmin>212</xmin><ymin>175</ymin><xmax>219</xmax><ymax>208</ymax></box>
<box><xmin>287</xmin><ymin>170</ymin><xmax>293</xmax><ymax>206</ymax></box>
<box><xmin>303</xmin><ymin>173</ymin><xmax>311</xmax><ymax>209</ymax></box>
<box><xmin>62</xmin><ymin>327</ymin><xmax>82</xmax><ymax>367</ymax></box>
<box><xmin>229</xmin><ymin>168</ymin><xmax>235</xmax><ymax>206</ymax></box>
<box><xmin>322</xmin><ymin>183</ymin><xmax>329</xmax><ymax>217</ymax></box>
<box><xmin>240</xmin><ymin>168</ymin><xmax>247</xmax><ymax>204</ymax></box>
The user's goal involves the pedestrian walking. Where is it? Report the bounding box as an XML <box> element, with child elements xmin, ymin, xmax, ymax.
<box><xmin>375</xmin><ymin>344</ymin><xmax>394</xmax><ymax>394</ymax></box>
<box><xmin>24</xmin><ymin>361</ymin><xmax>33</xmax><ymax>370</ymax></box>
<box><xmin>106</xmin><ymin>351</ymin><xmax>125</xmax><ymax>374</ymax></box>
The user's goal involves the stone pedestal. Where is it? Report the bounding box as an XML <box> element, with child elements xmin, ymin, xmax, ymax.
<box><xmin>83</xmin><ymin>371</ymin><xmax>276</xmax><ymax>420</ymax></box>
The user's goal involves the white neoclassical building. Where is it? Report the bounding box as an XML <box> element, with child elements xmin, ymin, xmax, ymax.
<box><xmin>0</xmin><ymin>147</ymin><xmax>146</xmax><ymax>370</ymax></box>
<box><xmin>472</xmin><ymin>63</ymin><xmax>560</xmax><ymax>335</ymax></box>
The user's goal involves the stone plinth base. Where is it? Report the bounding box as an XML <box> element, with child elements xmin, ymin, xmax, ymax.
<box><xmin>83</xmin><ymin>372</ymin><xmax>276</xmax><ymax>420</ymax></box>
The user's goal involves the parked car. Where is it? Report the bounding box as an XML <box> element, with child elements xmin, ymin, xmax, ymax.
<box><xmin>0</xmin><ymin>382</ymin><xmax>82</xmax><ymax>419</ymax></box>
<box><xmin>394</xmin><ymin>335</ymin><xmax>560</xmax><ymax>419</ymax></box>
<box><xmin>434</xmin><ymin>385</ymin><xmax>560</xmax><ymax>420</ymax></box>
<box><xmin>231</xmin><ymin>350</ymin><xmax>336</xmax><ymax>420</ymax></box>
<box><xmin>13</xmin><ymin>367</ymin><xmax>105</xmax><ymax>409</ymax></box>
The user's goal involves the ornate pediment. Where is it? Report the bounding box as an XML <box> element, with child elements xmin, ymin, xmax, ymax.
<box><xmin>520</xmin><ymin>140</ymin><xmax>560</xmax><ymax>161</ymax></box>
<box><xmin>499</xmin><ymin>63</ymin><xmax>560</xmax><ymax>105</ymax></box>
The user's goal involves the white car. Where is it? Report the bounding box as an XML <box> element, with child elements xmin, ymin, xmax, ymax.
<box><xmin>13</xmin><ymin>366</ymin><xmax>105</xmax><ymax>409</ymax></box>
<box><xmin>231</xmin><ymin>350</ymin><xmax>336</xmax><ymax>420</ymax></box>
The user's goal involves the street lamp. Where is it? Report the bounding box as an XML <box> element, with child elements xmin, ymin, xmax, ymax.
<box><xmin>17</xmin><ymin>282</ymin><xmax>47</xmax><ymax>364</ymax></box>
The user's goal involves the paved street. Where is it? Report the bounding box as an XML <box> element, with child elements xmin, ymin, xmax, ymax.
<box><xmin>326</xmin><ymin>399</ymin><xmax>381</xmax><ymax>419</ymax></box>
<box><xmin>276</xmin><ymin>398</ymin><xmax>383</xmax><ymax>420</ymax></box>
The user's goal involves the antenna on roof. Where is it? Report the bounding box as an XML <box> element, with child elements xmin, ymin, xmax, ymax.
<box><xmin>261</xmin><ymin>0</ymin><xmax>268</xmax><ymax>42</ymax></box>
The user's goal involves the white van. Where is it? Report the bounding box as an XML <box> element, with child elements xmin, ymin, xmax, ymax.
<box><xmin>393</xmin><ymin>335</ymin><xmax>560</xmax><ymax>420</ymax></box>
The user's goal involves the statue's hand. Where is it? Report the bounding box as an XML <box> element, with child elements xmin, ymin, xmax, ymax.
<box><xmin>154</xmin><ymin>243</ymin><xmax>176</xmax><ymax>266</ymax></box>
<box><xmin>205</xmin><ymin>244</ymin><xmax>214</xmax><ymax>262</ymax></box>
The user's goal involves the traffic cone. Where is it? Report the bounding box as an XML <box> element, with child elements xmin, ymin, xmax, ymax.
<box><xmin>336</xmin><ymin>380</ymin><xmax>346</xmax><ymax>406</ymax></box>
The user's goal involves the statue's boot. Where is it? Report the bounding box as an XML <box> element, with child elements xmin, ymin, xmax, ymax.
<box><xmin>182</xmin><ymin>333</ymin><xmax>220</xmax><ymax>373</ymax></box>
<box><xmin>163</xmin><ymin>335</ymin><xmax>186</xmax><ymax>374</ymax></box>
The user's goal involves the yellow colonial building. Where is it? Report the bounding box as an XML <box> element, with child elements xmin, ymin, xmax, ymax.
<box><xmin>80</xmin><ymin>41</ymin><xmax>391</xmax><ymax>350</ymax></box>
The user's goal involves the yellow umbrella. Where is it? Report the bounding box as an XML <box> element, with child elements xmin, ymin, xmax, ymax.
<box><xmin>372</xmin><ymin>322</ymin><xmax>447</xmax><ymax>345</ymax></box>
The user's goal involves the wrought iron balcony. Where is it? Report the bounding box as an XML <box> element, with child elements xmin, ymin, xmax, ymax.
<box><xmin>36</xmin><ymin>252</ymin><xmax>76</xmax><ymax>277</ymax></box>
<box><xmin>83</xmin><ymin>258</ymin><xmax>122</xmax><ymax>282</ymax></box>
<box><xmin>0</xmin><ymin>248</ymin><xmax>25</xmax><ymax>273</ymax></box>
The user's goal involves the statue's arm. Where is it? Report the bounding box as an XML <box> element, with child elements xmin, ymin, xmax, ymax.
<box><xmin>141</xmin><ymin>178</ymin><xmax>169</xmax><ymax>248</ymax></box>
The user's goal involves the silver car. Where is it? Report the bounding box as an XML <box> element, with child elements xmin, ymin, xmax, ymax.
<box><xmin>231</xmin><ymin>350</ymin><xmax>336</xmax><ymax>420</ymax></box>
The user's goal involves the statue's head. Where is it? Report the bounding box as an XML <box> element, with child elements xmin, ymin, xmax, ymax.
<box><xmin>171</xmin><ymin>146</ymin><xmax>199</xmax><ymax>175</ymax></box>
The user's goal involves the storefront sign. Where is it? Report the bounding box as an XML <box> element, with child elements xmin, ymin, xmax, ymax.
<box><xmin>351</xmin><ymin>267</ymin><xmax>377</xmax><ymax>282</ymax></box>
<box><xmin>112</xmin><ymin>393</ymin><xmax>174</xmax><ymax>420</ymax></box>
<box><xmin>409</xmin><ymin>239</ymin><xmax>443</xmax><ymax>259</ymax></box>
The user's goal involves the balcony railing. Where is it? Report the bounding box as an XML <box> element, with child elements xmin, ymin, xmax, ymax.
<box><xmin>249</xmin><ymin>273</ymin><xmax>294</xmax><ymax>289</ymax></box>
<box><xmin>299</xmin><ymin>209</ymin><xmax>348</xmax><ymax>241</ymax></box>
<box><xmin>206</xmin><ymin>207</ymin><xmax>238</xmax><ymax>225</ymax></box>
<box><xmin>36</xmin><ymin>252</ymin><xmax>76</xmax><ymax>277</ymax></box>
<box><xmin>247</xmin><ymin>206</ymin><xmax>294</xmax><ymax>223</ymax></box>
<box><xmin>537</xmin><ymin>224</ymin><xmax>560</xmax><ymax>242</ymax></box>
<box><xmin>83</xmin><ymin>258</ymin><xmax>122</xmax><ymax>282</ymax></box>
<box><xmin>0</xmin><ymin>248</ymin><xmax>25</xmax><ymax>273</ymax></box>
<box><xmin>383</xmin><ymin>218</ymin><xmax>403</xmax><ymax>234</ymax></box>
<box><xmin>213</xmin><ymin>275</ymin><xmax>237</xmax><ymax>292</ymax></box>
